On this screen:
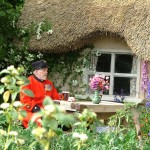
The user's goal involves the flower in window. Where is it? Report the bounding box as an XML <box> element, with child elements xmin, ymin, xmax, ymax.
<box><xmin>114</xmin><ymin>89</ymin><xmax>125</xmax><ymax>103</ymax></box>
<box><xmin>89</xmin><ymin>74</ymin><xmax>109</xmax><ymax>93</ymax></box>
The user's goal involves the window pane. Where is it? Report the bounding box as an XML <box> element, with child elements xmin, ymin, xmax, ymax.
<box><xmin>96</xmin><ymin>54</ymin><xmax>111</xmax><ymax>72</ymax></box>
<box><xmin>113</xmin><ymin>77</ymin><xmax>136</xmax><ymax>96</ymax></box>
<box><xmin>115</xmin><ymin>54</ymin><xmax>134</xmax><ymax>73</ymax></box>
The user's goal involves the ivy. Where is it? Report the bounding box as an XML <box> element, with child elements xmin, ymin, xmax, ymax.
<box><xmin>42</xmin><ymin>47</ymin><xmax>92</xmax><ymax>95</ymax></box>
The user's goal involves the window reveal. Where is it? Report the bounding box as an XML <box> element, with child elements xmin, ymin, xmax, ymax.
<box><xmin>88</xmin><ymin>52</ymin><xmax>138</xmax><ymax>97</ymax></box>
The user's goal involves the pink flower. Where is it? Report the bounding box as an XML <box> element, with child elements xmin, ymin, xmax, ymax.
<box><xmin>89</xmin><ymin>75</ymin><xmax>109</xmax><ymax>92</ymax></box>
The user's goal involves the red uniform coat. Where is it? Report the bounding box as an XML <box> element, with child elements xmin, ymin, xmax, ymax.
<box><xmin>20</xmin><ymin>75</ymin><xmax>60</xmax><ymax>128</ymax></box>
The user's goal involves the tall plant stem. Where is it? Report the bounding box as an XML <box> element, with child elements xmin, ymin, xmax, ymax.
<box><xmin>44</xmin><ymin>142</ymin><xmax>50</xmax><ymax>150</ymax></box>
<box><xmin>4</xmin><ymin>123</ymin><xmax>11</xmax><ymax>150</ymax></box>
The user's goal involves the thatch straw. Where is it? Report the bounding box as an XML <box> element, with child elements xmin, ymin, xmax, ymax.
<box><xmin>18</xmin><ymin>0</ymin><xmax>150</xmax><ymax>60</ymax></box>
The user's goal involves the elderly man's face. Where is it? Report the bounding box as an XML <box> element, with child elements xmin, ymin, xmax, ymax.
<box><xmin>34</xmin><ymin>68</ymin><xmax>48</xmax><ymax>80</ymax></box>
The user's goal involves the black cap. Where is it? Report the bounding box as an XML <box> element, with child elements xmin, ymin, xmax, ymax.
<box><xmin>32</xmin><ymin>60</ymin><xmax>48</xmax><ymax>70</ymax></box>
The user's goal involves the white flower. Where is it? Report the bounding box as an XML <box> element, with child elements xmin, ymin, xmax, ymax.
<box><xmin>0</xmin><ymin>110</ymin><xmax>4</xmax><ymax>114</ymax></box>
<box><xmin>47</xmin><ymin>29</ymin><xmax>53</xmax><ymax>35</ymax></box>
<box><xmin>32</xmin><ymin>127</ymin><xmax>46</xmax><ymax>138</ymax></box>
<box><xmin>44</xmin><ymin>105</ymin><xmax>55</xmax><ymax>111</ymax></box>
<box><xmin>44</xmin><ymin>105</ymin><xmax>56</xmax><ymax>115</ymax></box>
<box><xmin>14</xmin><ymin>139</ymin><xmax>25</xmax><ymax>145</ymax></box>
<box><xmin>1</xmin><ymin>77</ymin><xmax>8</xmax><ymax>83</ymax></box>
<box><xmin>72</xmin><ymin>80</ymin><xmax>78</xmax><ymax>86</ymax></box>
<box><xmin>12</xmin><ymin>69</ymin><xmax>19</xmax><ymax>75</ymax></box>
<box><xmin>18</xmin><ymin>139</ymin><xmax>25</xmax><ymax>145</ymax></box>
<box><xmin>0</xmin><ymin>129</ymin><xmax>6</xmax><ymax>135</ymax></box>
<box><xmin>79</xmin><ymin>133</ymin><xmax>88</xmax><ymax>141</ymax></box>
<box><xmin>9</xmin><ymin>131</ymin><xmax>18</xmax><ymax>136</ymax></box>
<box><xmin>7</xmin><ymin>65</ymin><xmax>14</xmax><ymax>71</ymax></box>
<box><xmin>106</xmin><ymin>76</ymin><xmax>109</xmax><ymax>80</ymax></box>
<box><xmin>72</xmin><ymin>132</ymin><xmax>80</xmax><ymax>138</ymax></box>
<box><xmin>13</xmin><ymin>101</ymin><xmax>22</xmax><ymax>107</ymax></box>
<box><xmin>0</xmin><ymin>103</ymin><xmax>10</xmax><ymax>109</ymax></box>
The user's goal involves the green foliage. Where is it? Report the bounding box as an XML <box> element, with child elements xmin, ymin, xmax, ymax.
<box><xmin>0</xmin><ymin>0</ymin><xmax>51</xmax><ymax>75</ymax></box>
<box><xmin>138</xmin><ymin>100</ymin><xmax>150</xmax><ymax>142</ymax></box>
<box><xmin>0</xmin><ymin>0</ymin><xmax>24</xmax><ymax>59</ymax></box>
<box><xmin>44</xmin><ymin>48</ymin><xmax>92</xmax><ymax>95</ymax></box>
<box><xmin>108</xmin><ymin>102</ymin><xmax>137</xmax><ymax>128</ymax></box>
<box><xmin>0</xmin><ymin>66</ymin><xmax>74</xmax><ymax>150</ymax></box>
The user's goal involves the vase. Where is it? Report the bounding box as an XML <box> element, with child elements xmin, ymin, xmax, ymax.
<box><xmin>92</xmin><ymin>89</ymin><xmax>102</xmax><ymax>104</ymax></box>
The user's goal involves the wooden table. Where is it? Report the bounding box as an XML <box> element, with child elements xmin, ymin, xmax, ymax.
<box><xmin>55</xmin><ymin>100</ymin><xmax>141</xmax><ymax>135</ymax></box>
<box><xmin>56</xmin><ymin>100</ymin><xmax>125</xmax><ymax>121</ymax></box>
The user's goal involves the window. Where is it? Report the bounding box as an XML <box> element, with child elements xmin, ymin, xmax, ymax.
<box><xmin>84</xmin><ymin>49</ymin><xmax>141</xmax><ymax>99</ymax></box>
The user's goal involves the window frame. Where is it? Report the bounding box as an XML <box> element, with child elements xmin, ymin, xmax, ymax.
<box><xmin>83</xmin><ymin>49</ymin><xmax>141</xmax><ymax>102</ymax></box>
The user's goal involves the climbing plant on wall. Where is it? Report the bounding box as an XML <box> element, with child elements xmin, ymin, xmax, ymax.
<box><xmin>43</xmin><ymin>47</ymin><xmax>93</xmax><ymax>95</ymax></box>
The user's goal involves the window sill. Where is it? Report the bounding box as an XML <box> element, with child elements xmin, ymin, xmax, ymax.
<box><xmin>75</xmin><ymin>94</ymin><xmax>144</xmax><ymax>104</ymax></box>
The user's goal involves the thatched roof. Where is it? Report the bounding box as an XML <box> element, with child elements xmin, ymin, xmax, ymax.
<box><xmin>18</xmin><ymin>0</ymin><xmax>150</xmax><ymax>60</ymax></box>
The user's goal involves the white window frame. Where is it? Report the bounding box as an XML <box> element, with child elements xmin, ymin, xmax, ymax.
<box><xmin>83</xmin><ymin>49</ymin><xmax>142</xmax><ymax>103</ymax></box>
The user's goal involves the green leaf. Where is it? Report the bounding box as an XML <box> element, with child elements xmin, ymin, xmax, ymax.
<box><xmin>10</xmin><ymin>77</ymin><xmax>16</xmax><ymax>85</ymax></box>
<box><xmin>11</xmin><ymin>92</ymin><xmax>18</xmax><ymax>101</ymax></box>
<box><xmin>20</xmin><ymin>110</ymin><xmax>27</xmax><ymax>118</ymax></box>
<box><xmin>30</xmin><ymin>112</ymin><xmax>42</xmax><ymax>123</ymax></box>
<box><xmin>0</xmin><ymin>85</ymin><xmax>4</xmax><ymax>94</ymax></box>
<box><xmin>5</xmin><ymin>139</ymin><xmax>12</xmax><ymax>149</ymax></box>
<box><xmin>42</xmin><ymin>118</ymin><xmax>58</xmax><ymax>130</ymax></box>
<box><xmin>56</xmin><ymin>114</ymin><xmax>74</xmax><ymax>126</ymax></box>
<box><xmin>43</xmin><ymin>96</ymin><xmax>53</xmax><ymax>106</ymax></box>
<box><xmin>21</xmin><ymin>76</ymin><xmax>30</xmax><ymax>85</ymax></box>
<box><xmin>22</xmin><ymin>89</ymin><xmax>34</xmax><ymax>97</ymax></box>
<box><xmin>7</xmin><ymin>85</ymin><xmax>16</xmax><ymax>90</ymax></box>
<box><xmin>11</xmin><ymin>109</ymin><xmax>18</xmax><ymax>120</ymax></box>
<box><xmin>15</xmin><ymin>75</ymin><xmax>23</xmax><ymax>81</ymax></box>
<box><xmin>0</xmin><ymin>69</ymin><xmax>10</xmax><ymax>74</ymax></box>
<box><xmin>0</xmin><ymin>11</ymin><xmax>6</xmax><ymax>17</ymax></box>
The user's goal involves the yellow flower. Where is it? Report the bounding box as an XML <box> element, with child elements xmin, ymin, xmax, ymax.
<box><xmin>18</xmin><ymin>114</ymin><xmax>23</xmax><ymax>121</ymax></box>
<box><xmin>47</xmin><ymin>129</ymin><xmax>56</xmax><ymax>138</ymax></box>
<box><xmin>16</xmin><ymin>80</ymin><xmax>24</xmax><ymax>85</ymax></box>
<box><xmin>0</xmin><ymin>129</ymin><xmax>6</xmax><ymax>135</ymax></box>
<box><xmin>3</xmin><ymin>91</ymin><xmax>10</xmax><ymax>102</ymax></box>
<box><xmin>32</xmin><ymin>127</ymin><xmax>46</xmax><ymax>138</ymax></box>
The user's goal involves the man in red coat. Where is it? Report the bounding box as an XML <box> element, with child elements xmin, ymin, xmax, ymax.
<box><xmin>20</xmin><ymin>60</ymin><xmax>60</xmax><ymax>128</ymax></box>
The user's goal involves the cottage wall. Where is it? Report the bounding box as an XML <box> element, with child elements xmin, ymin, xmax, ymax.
<box><xmin>51</xmin><ymin>36</ymin><xmax>144</xmax><ymax>102</ymax></box>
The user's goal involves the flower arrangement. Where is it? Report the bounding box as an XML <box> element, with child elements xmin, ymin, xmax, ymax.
<box><xmin>141</xmin><ymin>61</ymin><xmax>149</xmax><ymax>93</ymax></box>
<box><xmin>89</xmin><ymin>74</ymin><xmax>109</xmax><ymax>93</ymax></box>
<box><xmin>114</xmin><ymin>89</ymin><xmax>125</xmax><ymax>103</ymax></box>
